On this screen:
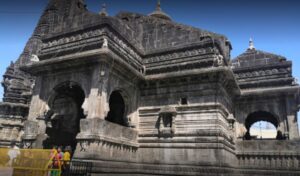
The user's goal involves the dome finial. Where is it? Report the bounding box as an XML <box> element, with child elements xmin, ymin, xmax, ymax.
<box><xmin>99</xmin><ymin>3</ymin><xmax>108</xmax><ymax>16</ymax></box>
<box><xmin>148</xmin><ymin>0</ymin><xmax>172</xmax><ymax>21</ymax></box>
<box><xmin>248</xmin><ymin>37</ymin><xmax>255</xmax><ymax>50</ymax></box>
<box><xmin>156</xmin><ymin>0</ymin><xmax>161</xmax><ymax>11</ymax></box>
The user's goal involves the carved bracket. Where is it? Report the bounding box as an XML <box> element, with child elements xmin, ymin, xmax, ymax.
<box><xmin>22</xmin><ymin>140</ymin><xmax>34</xmax><ymax>149</ymax></box>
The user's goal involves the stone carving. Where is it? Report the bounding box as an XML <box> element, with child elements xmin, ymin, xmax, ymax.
<box><xmin>144</xmin><ymin>48</ymin><xmax>207</xmax><ymax>64</ymax></box>
<box><xmin>23</xmin><ymin>140</ymin><xmax>33</xmax><ymax>149</ymax></box>
<box><xmin>23</xmin><ymin>121</ymin><xmax>38</xmax><ymax>140</ymax></box>
<box><xmin>40</xmin><ymin>27</ymin><xmax>144</xmax><ymax>74</ymax></box>
<box><xmin>102</xmin><ymin>38</ymin><xmax>108</xmax><ymax>48</ymax></box>
<box><xmin>79</xmin><ymin>140</ymin><xmax>89</xmax><ymax>151</ymax></box>
<box><xmin>30</xmin><ymin>54</ymin><xmax>40</xmax><ymax>62</ymax></box>
<box><xmin>213</xmin><ymin>54</ymin><xmax>224</xmax><ymax>67</ymax></box>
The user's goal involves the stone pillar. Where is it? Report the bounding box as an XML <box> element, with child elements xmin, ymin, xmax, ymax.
<box><xmin>287</xmin><ymin>113</ymin><xmax>299</xmax><ymax>139</ymax></box>
<box><xmin>285</xmin><ymin>96</ymin><xmax>299</xmax><ymax>139</ymax></box>
<box><xmin>24</xmin><ymin>89</ymin><xmax>49</xmax><ymax>148</ymax></box>
<box><xmin>83</xmin><ymin>62</ymin><xmax>109</xmax><ymax>119</ymax></box>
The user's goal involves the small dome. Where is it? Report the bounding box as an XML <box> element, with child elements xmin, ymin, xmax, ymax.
<box><xmin>148</xmin><ymin>0</ymin><xmax>172</xmax><ymax>21</ymax></box>
<box><xmin>99</xmin><ymin>3</ymin><xmax>108</xmax><ymax>17</ymax></box>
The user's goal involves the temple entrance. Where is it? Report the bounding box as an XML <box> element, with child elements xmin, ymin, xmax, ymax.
<box><xmin>105</xmin><ymin>91</ymin><xmax>127</xmax><ymax>126</ymax></box>
<box><xmin>44</xmin><ymin>82</ymin><xmax>85</xmax><ymax>151</ymax></box>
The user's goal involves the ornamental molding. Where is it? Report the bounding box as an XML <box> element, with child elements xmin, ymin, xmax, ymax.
<box><xmin>234</xmin><ymin>67</ymin><xmax>291</xmax><ymax>79</ymax></box>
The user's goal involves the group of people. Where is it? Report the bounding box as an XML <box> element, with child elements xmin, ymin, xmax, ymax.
<box><xmin>49</xmin><ymin>146</ymin><xmax>71</xmax><ymax>176</ymax></box>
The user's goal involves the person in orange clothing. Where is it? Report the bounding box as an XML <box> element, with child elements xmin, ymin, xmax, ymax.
<box><xmin>50</xmin><ymin>146</ymin><xmax>63</xmax><ymax>176</ymax></box>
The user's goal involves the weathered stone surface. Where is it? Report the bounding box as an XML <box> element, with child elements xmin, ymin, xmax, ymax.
<box><xmin>0</xmin><ymin>0</ymin><xmax>299</xmax><ymax>175</ymax></box>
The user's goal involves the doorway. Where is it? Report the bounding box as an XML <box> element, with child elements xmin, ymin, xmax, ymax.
<box><xmin>44</xmin><ymin>82</ymin><xmax>85</xmax><ymax>151</ymax></box>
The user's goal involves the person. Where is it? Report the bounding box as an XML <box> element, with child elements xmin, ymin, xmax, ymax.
<box><xmin>49</xmin><ymin>146</ymin><xmax>57</xmax><ymax>176</ymax></box>
<box><xmin>276</xmin><ymin>130</ymin><xmax>284</xmax><ymax>140</ymax></box>
<box><xmin>62</xmin><ymin>146</ymin><xmax>71</xmax><ymax>176</ymax></box>
<box><xmin>7</xmin><ymin>141</ymin><xmax>20</xmax><ymax>167</ymax></box>
<box><xmin>50</xmin><ymin>146</ymin><xmax>63</xmax><ymax>176</ymax></box>
<box><xmin>57</xmin><ymin>147</ymin><xmax>64</xmax><ymax>161</ymax></box>
<box><xmin>243</xmin><ymin>131</ymin><xmax>251</xmax><ymax>140</ymax></box>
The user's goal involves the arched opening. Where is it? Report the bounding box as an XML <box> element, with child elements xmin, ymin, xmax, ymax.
<box><xmin>244</xmin><ymin>111</ymin><xmax>283</xmax><ymax>140</ymax></box>
<box><xmin>106</xmin><ymin>91</ymin><xmax>127</xmax><ymax>126</ymax></box>
<box><xmin>44</xmin><ymin>82</ymin><xmax>85</xmax><ymax>151</ymax></box>
<box><xmin>249</xmin><ymin>121</ymin><xmax>277</xmax><ymax>139</ymax></box>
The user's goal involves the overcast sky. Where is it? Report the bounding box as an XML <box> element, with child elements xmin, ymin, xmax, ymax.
<box><xmin>0</xmin><ymin>0</ymin><xmax>299</xmax><ymax>129</ymax></box>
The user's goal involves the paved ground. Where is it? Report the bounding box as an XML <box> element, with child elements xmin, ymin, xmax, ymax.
<box><xmin>0</xmin><ymin>167</ymin><xmax>13</xmax><ymax>176</ymax></box>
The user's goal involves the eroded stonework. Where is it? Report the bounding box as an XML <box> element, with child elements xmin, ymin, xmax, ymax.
<box><xmin>0</xmin><ymin>0</ymin><xmax>299</xmax><ymax>175</ymax></box>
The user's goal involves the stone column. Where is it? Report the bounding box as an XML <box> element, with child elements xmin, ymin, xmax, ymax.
<box><xmin>287</xmin><ymin>113</ymin><xmax>299</xmax><ymax>139</ymax></box>
<box><xmin>23</xmin><ymin>91</ymin><xmax>49</xmax><ymax>148</ymax></box>
<box><xmin>285</xmin><ymin>96</ymin><xmax>299</xmax><ymax>139</ymax></box>
<box><xmin>83</xmin><ymin>62</ymin><xmax>110</xmax><ymax>119</ymax></box>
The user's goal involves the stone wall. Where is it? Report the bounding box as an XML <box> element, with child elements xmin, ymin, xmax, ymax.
<box><xmin>236</xmin><ymin>140</ymin><xmax>300</xmax><ymax>175</ymax></box>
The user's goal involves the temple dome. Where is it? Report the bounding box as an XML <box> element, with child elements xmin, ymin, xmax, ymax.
<box><xmin>148</xmin><ymin>0</ymin><xmax>172</xmax><ymax>21</ymax></box>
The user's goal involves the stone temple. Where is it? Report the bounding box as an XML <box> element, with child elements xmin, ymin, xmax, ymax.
<box><xmin>0</xmin><ymin>0</ymin><xmax>300</xmax><ymax>175</ymax></box>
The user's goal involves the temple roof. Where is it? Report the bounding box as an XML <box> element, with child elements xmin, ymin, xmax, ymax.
<box><xmin>114</xmin><ymin>11</ymin><xmax>229</xmax><ymax>54</ymax></box>
<box><xmin>43</xmin><ymin>0</ymin><xmax>230</xmax><ymax>57</ymax></box>
<box><xmin>231</xmin><ymin>39</ymin><xmax>294</xmax><ymax>90</ymax></box>
<box><xmin>232</xmin><ymin>39</ymin><xmax>287</xmax><ymax>69</ymax></box>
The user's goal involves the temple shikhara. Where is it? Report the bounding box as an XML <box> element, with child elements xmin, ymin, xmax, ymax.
<box><xmin>0</xmin><ymin>0</ymin><xmax>300</xmax><ymax>175</ymax></box>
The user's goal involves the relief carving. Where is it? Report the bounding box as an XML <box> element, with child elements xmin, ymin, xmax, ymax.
<box><xmin>157</xmin><ymin>106</ymin><xmax>176</xmax><ymax>138</ymax></box>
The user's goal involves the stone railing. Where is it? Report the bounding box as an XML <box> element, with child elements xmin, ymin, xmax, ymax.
<box><xmin>236</xmin><ymin>140</ymin><xmax>300</xmax><ymax>170</ymax></box>
<box><xmin>77</xmin><ymin>118</ymin><xmax>138</xmax><ymax>149</ymax></box>
<box><xmin>237</xmin><ymin>152</ymin><xmax>300</xmax><ymax>169</ymax></box>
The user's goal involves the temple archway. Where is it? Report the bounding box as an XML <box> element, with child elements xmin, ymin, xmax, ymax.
<box><xmin>244</xmin><ymin>111</ymin><xmax>281</xmax><ymax>140</ymax></box>
<box><xmin>44</xmin><ymin>82</ymin><xmax>85</xmax><ymax>151</ymax></box>
<box><xmin>249</xmin><ymin>121</ymin><xmax>277</xmax><ymax>139</ymax></box>
<box><xmin>106</xmin><ymin>90</ymin><xmax>128</xmax><ymax>126</ymax></box>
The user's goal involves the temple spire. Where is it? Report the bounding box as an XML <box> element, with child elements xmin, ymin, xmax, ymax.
<box><xmin>248</xmin><ymin>37</ymin><xmax>255</xmax><ymax>50</ymax></box>
<box><xmin>99</xmin><ymin>3</ymin><xmax>108</xmax><ymax>16</ymax></box>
